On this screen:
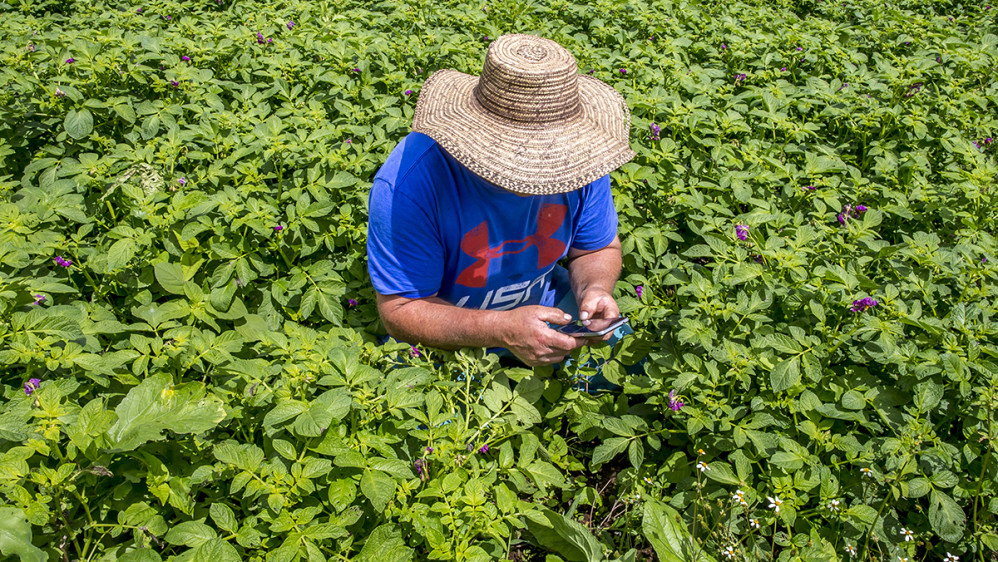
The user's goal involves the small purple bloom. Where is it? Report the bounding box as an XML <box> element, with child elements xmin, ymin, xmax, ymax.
<box><xmin>805</xmin><ymin>185</ymin><xmax>816</xmax><ymax>191</ymax></box>
<box><xmin>405</xmin><ymin>89</ymin><xmax>412</xmax><ymax>95</ymax></box>
<box><xmin>136</xmin><ymin>7</ymin><xmax>142</xmax><ymax>12</ymax></box>
<box><xmin>65</xmin><ymin>57</ymin><xmax>75</xmax><ymax>64</ymax></box>
<box><xmin>164</xmin><ymin>15</ymin><xmax>171</xmax><ymax>21</ymax></box>
<box><xmin>54</xmin><ymin>256</ymin><xmax>72</xmax><ymax>267</ymax></box>
<box><xmin>587</xmin><ymin>69</ymin><xmax>595</xmax><ymax>75</ymax></box>
<box><xmin>32</xmin><ymin>294</ymin><xmax>45</xmax><ymax>305</ymax></box>
<box><xmin>171</xmin><ymin>80</ymin><xmax>179</xmax><ymax>88</ymax></box>
<box><xmin>177</xmin><ymin>177</ymin><xmax>186</xmax><ymax>186</ymax></box>
<box><xmin>273</xmin><ymin>225</ymin><xmax>283</xmax><ymax>232</ymax></box>
<box><xmin>781</xmin><ymin>67</ymin><xmax>787</xmax><ymax>72</ymax></box>
<box><xmin>649</xmin><ymin>123</ymin><xmax>661</xmax><ymax>140</ymax></box>
<box><xmin>287</xmin><ymin>21</ymin><xmax>295</xmax><ymax>30</ymax></box>
<box><xmin>24</xmin><ymin>379</ymin><xmax>42</xmax><ymax>396</ymax></box>
<box><xmin>721</xmin><ymin>44</ymin><xmax>727</xmax><ymax>49</ymax></box>
<box><xmin>855</xmin><ymin>205</ymin><xmax>868</xmax><ymax>213</ymax></box>
<box><xmin>413</xmin><ymin>458</ymin><xmax>425</xmax><ymax>477</ymax></box>
<box><xmin>267</xmin><ymin>38</ymin><xmax>273</xmax><ymax>44</ymax></box>
<box><xmin>636</xmin><ymin>285</ymin><xmax>643</xmax><ymax>299</ymax></box>
<box><xmin>837</xmin><ymin>212</ymin><xmax>847</xmax><ymax>225</ymax></box>
<box><xmin>181</xmin><ymin>55</ymin><xmax>190</xmax><ymax>62</ymax></box>
<box><xmin>347</xmin><ymin>298</ymin><xmax>358</xmax><ymax>307</ymax></box>
<box><xmin>28</xmin><ymin>43</ymin><xmax>35</xmax><ymax>52</ymax></box>
<box><xmin>345</xmin><ymin>138</ymin><xmax>352</xmax><ymax>144</ymax></box>
<box><xmin>425</xmin><ymin>447</ymin><xmax>434</xmax><ymax>453</ymax></box>
<box><xmin>352</xmin><ymin>67</ymin><xmax>360</xmax><ymax>72</ymax></box>
<box><xmin>257</xmin><ymin>32</ymin><xmax>266</xmax><ymax>44</ymax></box>
<box><xmin>735</xmin><ymin>224</ymin><xmax>749</xmax><ymax>241</ymax></box>
<box><xmin>410</xmin><ymin>345</ymin><xmax>420</xmax><ymax>358</ymax></box>
<box><xmin>753</xmin><ymin>254</ymin><xmax>764</xmax><ymax>264</ymax></box>
<box><xmin>735</xmin><ymin>73</ymin><xmax>747</xmax><ymax>82</ymax></box>
<box><xmin>668</xmin><ymin>390</ymin><xmax>685</xmax><ymax>411</ymax></box>
<box><xmin>983</xmin><ymin>257</ymin><xmax>988</xmax><ymax>264</ymax></box>
<box><xmin>796</xmin><ymin>46</ymin><xmax>803</xmax><ymax>51</ymax></box>
<box><xmin>478</xmin><ymin>444</ymin><xmax>489</xmax><ymax>453</ymax></box>
<box><xmin>619</xmin><ymin>68</ymin><xmax>627</xmax><ymax>75</ymax></box>
<box><xmin>55</xmin><ymin>87</ymin><xmax>66</xmax><ymax>98</ymax></box>
<box><xmin>850</xmin><ymin>297</ymin><xmax>879</xmax><ymax>313</ymax></box>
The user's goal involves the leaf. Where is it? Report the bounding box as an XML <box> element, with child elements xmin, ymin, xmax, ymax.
<box><xmin>105</xmin><ymin>239</ymin><xmax>137</xmax><ymax>271</ymax></box>
<box><xmin>524</xmin><ymin>509</ymin><xmax>602</xmax><ymax>562</ymax></box>
<box><xmin>164</xmin><ymin>521</ymin><xmax>217</xmax><ymax>547</ymax></box>
<box><xmin>155</xmin><ymin>262</ymin><xmax>186</xmax><ymax>295</ymax></box>
<box><xmin>360</xmin><ymin>470</ymin><xmax>396</xmax><ymax>512</ymax></box>
<box><xmin>705</xmin><ymin>462</ymin><xmax>740</xmax><ymax>485</ymax></box>
<box><xmin>642</xmin><ymin>501</ymin><xmax>699</xmax><ymax>562</ymax></box>
<box><xmin>0</xmin><ymin>507</ymin><xmax>46</xmax><ymax>562</ymax></box>
<box><xmin>65</xmin><ymin>108</ymin><xmax>94</xmax><ymax>139</ymax></box>
<box><xmin>190</xmin><ymin>538</ymin><xmax>240</xmax><ymax>562</ymax></box>
<box><xmin>106</xmin><ymin>373</ymin><xmax>227</xmax><ymax>452</ymax></box>
<box><xmin>591</xmin><ymin>437</ymin><xmax>629</xmax><ymax>466</ymax></box>
<box><xmin>770</xmin><ymin>357</ymin><xmax>800</xmax><ymax>393</ymax></box>
<box><xmin>355</xmin><ymin>525</ymin><xmax>413</xmax><ymax>562</ymax></box>
<box><xmin>209</xmin><ymin>504</ymin><xmax>239</xmax><ymax>534</ymax></box>
<box><xmin>929</xmin><ymin>490</ymin><xmax>966</xmax><ymax>543</ymax></box>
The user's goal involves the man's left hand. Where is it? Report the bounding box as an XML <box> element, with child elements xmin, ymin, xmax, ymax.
<box><xmin>578</xmin><ymin>289</ymin><xmax>620</xmax><ymax>344</ymax></box>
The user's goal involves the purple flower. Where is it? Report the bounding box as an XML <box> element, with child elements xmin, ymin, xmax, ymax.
<box><xmin>181</xmin><ymin>55</ymin><xmax>190</xmax><ymax>62</ymax></box>
<box><xmin>636</xmin><ymin>285</ymin><xmax>643</xmax><ymax>299</ymax></box>
<box><xmin>164</xmin><ymin>15</ymin><xmax>171</xmax><ymax>21</ymax></box>
<box><xmin>985</xmin><ymin>138</ymin><xmax>994</xmax><ymax>144</ymax></box>
<box><xmin>735</xmin><ymin>73</ymin><xmax>747</xmax><ymax>82</ymax></box>
<box><xmin>478</xmin><ymin>444</ymin><xmax>489</xmax><ymax>453</ymax></box>
<box><xmin>32</xmin><ymin>294</ymin><xmax>45</xmax><ymax>305</ymax></box>
<box><xmin>721</xmin><ymin>44</ymin><xmax>727</xmax><ymax>49</ymax></box>
<box><xmin>347</xmin><ymin>298</ymin><xmax>358</xmax><ymax>307</ymax></box>
<box><xmin>425</xmin><ymin>447</ymin><xmax>434</xmax><ymax>453</ymax></box>
<box><xmin>287</xmin><ymin>21</ymin><xmax>295</xmax><ymax>30</ymax></box>
<box><xmin>796</xmin><ymin>46</ymin><xmax>803</xmax><ymax>51</ymax></box>
<box><xmin>668</xmin><ymin>390</ymin><xmax>685</xmax><ymax>411</ymax></box>
<box><xmin>171</xmin><ymin>80</ymin><xmax>179</xmax><ymax>88</ymax></box>
<box><xmin>413</xmin><ymin>458</ymin><xmax>425</xmax><ymax>477</ymax></box>
<box><xmin>65</xmin><ymin>57</ymin><xmax>75</xmax><ymax>64</ymax></box>
<box><xmin>136</xmin><ymin>7</ymin><xmax>142</xmax><ymax>12</ymax></box>
<box><xmin>55</xmin><ymin>87</ymin><xmax>66</xmax><ymax>98</ymax></box>
<box><xmin>753</xmin><ymin>254</ymin><xmax>764</xmax><ymax>264</ymax></box>
<box><xmin>804</xmin><ymin>185</ymin><xmax>816</xmax><ymax>191</ymax></box>
<box><xmin>781</xmin><ymin>67</ymin><xmax>787</xmax><ymax>72</ymax></box>
<box><xmin>619</xmin><ymin>68</ymin><xmax>627</xmax><ymax>75</ymax></box>
<box><xmin>177</xmin><ymin>177</ymin><xmax>186</xmax><ymax>186</ymax></box>
<box><xmin>410</xmin><ymin>345</ymin><xmax>420</xmax><ymax>358</ymax></box>
<box><xmin>273</xmin><ymin>225</ymin><xmax>283</xmax><ymax>232</ymax></box>
<box><xmin>28</xmin><ymin>43</ymin><xmax>35</xmax><ymax>52</ymax></box>
<box><xmin>352</xmin><ymin>67</ymin><xmax>360</xmax><ymax>72</ymax></box>
<box><xmin>587</xmin><ymin>69</ymin><xmax>595</xmax><ymax>75</ymax></box>
<box><xmin>855</xmin><ymin>205</ymin><xmax>868</xmax><ymax>213</ymax></box>
<box><xmin>735</xmin><ymin>224</ymin><xmax>749</xmax><ymax>241</ymax></box>
<box><xmin>257</xmin><ymin>32</ymin><xmax>266</xmax><ymax>44</ymax></box>
<box><xmin>404</xmin><ymin>89</ymin><xmax>412</xmax><ymax>95</ymax></box>
<box><xmin>850</xmin><ymin>297</ymin><xmax>879</xmax><ymax>313</ymax></box>
<box><xmin>24</xmin><ymin>379</ymin><xmax>41</xmax><ymax>396</ymax></box>
<box><xmin>345</xmin><ymin>138</ymin><xmax>352</xmax><ymax>144</ymax></box>
<box><xmin>649</xmin><ymin>123</ymin><xmax>661</xmax><ymax>141</ymax></box>
<box><xmin>838</xmin><ymin>212</ymin><xmax>847</xmax><ymax>225</ymax></box>
<box><xmin>267</xmin><ymin>38</ymin><xmax>273</xmax><ymax>44</ymax></box>
<box><xmin>54</xmin><ymin>256</ymin><xmax>72</xmax><ymax>268</ymax></box>
<box><xmin>982</xmin><ymin>257</ymin><xmax>988</xmax><ymax>264</ymax></box>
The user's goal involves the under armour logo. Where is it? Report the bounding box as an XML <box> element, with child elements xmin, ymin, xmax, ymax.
<box><xmin>455</xmin><ymin>204</ymin><xmax>567</xmax><ymax>288</ymax></box>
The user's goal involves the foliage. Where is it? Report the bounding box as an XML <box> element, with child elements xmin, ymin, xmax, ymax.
<box><xmin>1</xmin><ymin>0</ymin><xmax>996</xmax><ymax>560</ymax></box>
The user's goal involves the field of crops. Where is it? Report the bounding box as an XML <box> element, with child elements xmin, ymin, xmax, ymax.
<box><xmin>1</xmin><ymin>0</ymin><xmax>997</xmax><ymax>560</ymax></box>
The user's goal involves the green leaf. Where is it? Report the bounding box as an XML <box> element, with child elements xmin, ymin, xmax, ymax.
<box><xmin>209</xmin><ymin>504</ymin><xmax>239</xmax><ymax>534</ymax></box>
<box><xmin>65</xmin><ymin>108</ymin><xmax>94</xmax><ymax>139</ymax></box>
<box><xmin>770</xmin><ymin>357</ymin><xmax>800</xmax><ymax>393</ymax></box>
<box><xmin>155</xmin><ymin>262</ymin><xmax>186</xmax><ymax>295</ymax></box>
<box><xmin>643</xmin><ymin>501</ymin><xmax>704</xmax><ymax>562</ymax></box>
<box><xmin>591</xmin><ymin>437</ymin><xmax>629</xmax><ymax>466</ymax></box>
<box><xmin>189</xmin><ymin>538</ymin><xmax>240</xmax><ymax>562</ymax></box>
<box><xmin>106</xmin><ymin>373</ymin><xmax>227</xmax><ymax>451</ymax></box>
<box><xmin>524</xmin><ymin>509</ymin><xmax>602</xmax><ymax>562</ymax></box>
<box><xmin>355</xmin><ymin>525</ymin><xmax>413</xmax><ymax>562</ymax></box>
<box><xmin>360</xmin><ymin>470</ymin><xmax>396</xmax><ymax>512</ymax></box>
<box><xmin>164</xmin><ymin>521</ymin><xmax>216</xmax><ymax>547</ymax></box>
<box><xmin>929</xmin><ymin>490</ymin><xmax>966</xmax><ymax>543</ymax></box>
<box><xmin>705</xmin><ymin>462</ymin><xmax>740</xmax><ymax>485</ymax></box>
<box><xmin>0</xmin><ymin>507</ymin><xmax>46</xmax><ymax>562</ymax></box>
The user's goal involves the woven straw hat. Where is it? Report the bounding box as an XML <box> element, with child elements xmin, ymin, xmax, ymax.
<box><xmin>412</xmin><ymin>34</ymin><xmax>635</xmax><ymax>195</ymax></box>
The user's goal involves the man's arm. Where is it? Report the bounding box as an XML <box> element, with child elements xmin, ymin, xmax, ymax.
<box><xmin>566</xmin><ymin>234</ymin><xmax>623</xmax><ymax>338</ymax></box>
<box><xmin>376</xmin><ymin>294</ymin><xmax>585</xmax><ymax>366</ymax></box>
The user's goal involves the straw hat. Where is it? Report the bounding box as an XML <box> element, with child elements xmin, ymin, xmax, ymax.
<box><xmin>411</xmin><ymin>34</ymin><xmax>635</xmax><ymax>195</ymax></box>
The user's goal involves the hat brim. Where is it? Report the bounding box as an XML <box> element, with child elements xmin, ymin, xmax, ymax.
<box><xmin>412</xmin><ymin>69</ymin><xmax>636</xmax><ymax>195</ymax></box>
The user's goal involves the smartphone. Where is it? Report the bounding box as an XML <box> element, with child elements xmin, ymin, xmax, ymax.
<box><xmin>555</xmin><ymin>316</ymin><xmax>629</xmax><ymax>337</ymax></box>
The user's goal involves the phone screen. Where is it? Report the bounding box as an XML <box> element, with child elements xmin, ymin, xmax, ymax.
<box><xmin>555</xmin><ymin>317</ymin><xmax>629</xmax><ymax>337</ymax></box>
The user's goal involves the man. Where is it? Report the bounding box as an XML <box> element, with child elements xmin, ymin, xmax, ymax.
<box><xmin>367</xmin><ymin>34</ymin><xmax>635</xmax><ymax>367</ymax></box>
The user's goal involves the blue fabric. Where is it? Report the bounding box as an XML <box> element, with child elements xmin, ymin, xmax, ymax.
<box><xmin>367</xmin><ymin>132</ymin><xmax>618</xmax><ymax>310</ymax></box>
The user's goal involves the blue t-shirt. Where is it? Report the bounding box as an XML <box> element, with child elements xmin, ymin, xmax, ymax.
<box><xmin>367</xmin><ymin>132</ymin><xmax>618</xmax><ymax>311</ymax></box>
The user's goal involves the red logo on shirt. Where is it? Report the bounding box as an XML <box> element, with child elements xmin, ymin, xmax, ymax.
<box><xmin>455</xmin><ymin>204</ymin><xmax>567</xmax><ymax>288</ymax></box>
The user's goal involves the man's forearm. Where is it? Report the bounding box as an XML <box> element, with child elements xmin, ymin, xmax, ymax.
<box><xmin>376</xmin><ymin>294</ymin><xmax>507</xmax><ymax>350</ymax></box>
<box><xmin>566</xmin><ymin>240</ymin><xmax>622</xmax><ymax>304</ymax></box>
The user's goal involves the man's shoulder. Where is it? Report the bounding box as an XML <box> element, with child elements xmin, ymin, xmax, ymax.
<box><xmin>374</xmin><ymin>132</ymin><xmax>446</xmax><ymax>191</ymax></box>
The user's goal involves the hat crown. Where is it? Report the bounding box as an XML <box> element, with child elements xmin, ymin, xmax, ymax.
<box><xmin>474</xmin><ymin>35</ymin><xmax>581</xmax><ymax>123</ymax></box>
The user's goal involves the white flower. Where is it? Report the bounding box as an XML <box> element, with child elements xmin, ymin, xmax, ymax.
<box><xmin>900</xmin><ymin>527</ymin><xmax>914</xmax><ymax>542</ymax></box>
<box><xmin>844</xmin><ymin>544</ymin><xmax>856</xmax><ymax>556</ymax></box>
<box><xmin>749</xmin><ymin>518</ymin><xmax>760</xmax><ymax>529</ymax></box>
<box><xmin>861</xmin><ymin>467</ymin><xmax>872</xmax><ymax>478</ymax></box>
<box><xmin>944</xmin><ymin>553</ymin><xmax>960</xmax><ymax>562</ymax></box>
<box><xmin>899</xmin><ymin>557</ymin><xmax>910</xmax><ymax>562</ymax></box>
<box><xmin>696</xmin><ymin>461</ymin><xmax>710</xmax><ymax>472</ymax></box>
<box><xmin>827</xmin><ymin>499</ymin><xmax>841</xmax><ymax>512</ymax></box>
<box><xmin>767</xmin><ymin>496</ymin><xmax>783</xmax><ymax>513</ymax></box>
<box><xmin>643</xmin><ymin>477</ymin><xmax>653</xmax><ymax>485</ymax></box>
<box><xmin>732</xmin><ymin>489</ymin><xmax>747</xmax><ymax>505</ymax></box>
<box><xmin>722</xmin><ymin>546</ymin><xmax>736</xmax><ymax>559</ymax></box>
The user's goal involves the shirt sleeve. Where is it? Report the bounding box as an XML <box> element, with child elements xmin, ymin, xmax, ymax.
<box><xmin>366</xmin><ymin>178</ymin><xmax>444</xmax><ymax>298</ymax></box>
<box><xmin>570</xmin><ymin>174</ymin><xmax>619</xmax><ymax>251</ymax></box>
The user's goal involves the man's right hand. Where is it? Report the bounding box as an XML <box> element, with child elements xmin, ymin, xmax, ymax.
<box><xmin>498</xmin><ymin>305</ymin><xmax>586</xmax><ymax>366</ymax></box>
